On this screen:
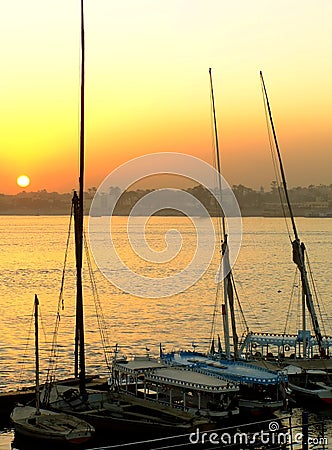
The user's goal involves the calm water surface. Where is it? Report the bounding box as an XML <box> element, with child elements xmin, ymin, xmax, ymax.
<box><xmin>0</xmin><ymin>215</ymin><xmax>331</xmax><ymax>447</ymax></box>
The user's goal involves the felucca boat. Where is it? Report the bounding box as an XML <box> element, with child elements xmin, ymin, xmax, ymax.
<box><xmin>162</xmin><ymin>69</ymin><xmax>286</xmax><ymax>416</ymax></box>
<box><xmin>11</xmin><ymin>295</ymin><xmax>94</xmax><ymax>444</ymax></box>
<box><xmin>242</xmin><ymin>73</ymin><xmax>332</xmax><ymax>370</ymax></box>
<box><xmin>41</xmin><ymin>0</ymin><xmax>217</xmax><ymax>440</ymax></box>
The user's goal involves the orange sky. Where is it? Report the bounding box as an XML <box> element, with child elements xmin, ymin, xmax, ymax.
<box><xmin>1</xmin><ymin>0</ymin><xmax>332</xmax><ymax>195</ymax></box>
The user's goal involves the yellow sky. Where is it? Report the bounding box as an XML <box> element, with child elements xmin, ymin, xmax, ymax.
<box><xmin>1</xmin><ymin>0</ymin><xmax>331</xmax><ymax>194</ymax></box>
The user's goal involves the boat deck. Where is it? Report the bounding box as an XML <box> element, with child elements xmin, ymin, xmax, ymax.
<box><xmin>165</xmin><ymin>352</ymin><xmax>284</xmax><ymax>385</ymax></box>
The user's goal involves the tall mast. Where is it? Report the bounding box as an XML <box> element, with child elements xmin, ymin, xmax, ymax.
<box><xmin>260</xmin><ymin>71</ymin><xmax>325</xmax><ymax>357</ymax></box>
<box><xmin>74</xmin><ymin>0</ymin><xmax>86</xmax><ymax>394</ymax></box>
<box><xmin>209</xmin><ymin>68</ymin><xmax>226</xmax><ymax>239</ymax></box>
<box><xmin>34</xmin><ymin>294</ymin><xmax>41</xmax><ymax>415</ymax></box>
<box><xmin>209</xmin><ymin>68</ymin><xmax>238</xmax><ymax>359</ymax></box>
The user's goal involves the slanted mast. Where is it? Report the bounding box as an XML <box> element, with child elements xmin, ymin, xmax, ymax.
<box><xmin>260</xmin><ymin>71</ymin><xmax>325</xmax><ymax>358</ymax></box>
<box><xmin>209</xmin><ymin>68</ymin><xmax>239</xmax><ymax>360</ymax></box>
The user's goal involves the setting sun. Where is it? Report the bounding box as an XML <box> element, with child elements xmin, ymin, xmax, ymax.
<box><xmin>16</xmin><ymin>175</ymin><xmax>30</xmax><ymax>188</ymax></box>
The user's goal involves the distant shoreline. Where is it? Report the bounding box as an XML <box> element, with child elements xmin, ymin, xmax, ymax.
<box><xmin>1</xmin><ymin>183</ymin><xmax>331</xmax><ymax>218</ymax></box>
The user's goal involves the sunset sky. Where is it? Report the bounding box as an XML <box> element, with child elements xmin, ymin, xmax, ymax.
<box><xmin>1</xmin><ymin>0</ymin><xmax>331</xmax><ymax>194</ymax></box>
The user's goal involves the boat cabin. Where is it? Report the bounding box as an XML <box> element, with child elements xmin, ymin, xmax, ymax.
<box><xmin>111</xmin><ymin>357</ymin><xmax>239</xmax><ymax>419</ymax></box>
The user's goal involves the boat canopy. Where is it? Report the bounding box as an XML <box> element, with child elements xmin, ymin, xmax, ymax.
<box><xmin>247</xmin><ymin>332</ymin><xmax>332</xmax><ymax>350</ymax></box>
<box><xmin>146</xmin><ymin>367</ymin><xmax>238</xmax><ymax>393</ymax></box>
<box><xmin>114</xmin><ymin>358</ymin><xmax>163</xmax><ymax>374</ymax></box>
<box><xmin>113</xmin><ymin>357</ymin><xmax>238</xmax><ymax>393</ymax></box>
<box><xmin>163</xmin><ymin>351</ymin><xmax>285</xmax><ymax>385</ymax></box>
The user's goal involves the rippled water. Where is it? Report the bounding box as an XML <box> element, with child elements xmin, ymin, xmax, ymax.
<box><xmin>1</xmin><ymin>215</ymin><xmax>332</xmax><ymax>447</ymax></box>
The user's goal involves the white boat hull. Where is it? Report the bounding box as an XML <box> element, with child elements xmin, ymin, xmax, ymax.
<box><xmin>11</xmin><ymin>405</ymin><xmax>94</xmax><ymax>444</ymax></box>
<box><xmin>289</xmin><ymin>382</ymin><xmax>332</xmax><ymax>405</ymax></box>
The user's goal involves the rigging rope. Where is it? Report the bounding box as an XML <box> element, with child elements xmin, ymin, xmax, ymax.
<box><xmin>231</xmin><ymin>272</ymin><xmax>249</xmax><ymax>336</ymax></box>
<box><xmin>208</xmin><ymin>83</ymin><xmax>225</xmax><ymax>352</ymax></box>
<box><xmin>207</xmin><ymin>71</ymin><xmax>254</xmax><ymax>358</ymax></box>
<box><xmin>84</xmin><ymin>231</ymin><xmax>113</xmax><ymax>370</ymax></box>
<box><xmin>231</xmin><ymin>266</ymin><xmax>264</xmax><ymax>337</ymax></box>
<box><xmin>208</xmin><ymin>280</ymin><xmax>222</xmax><ymax>353</ymax></box>
<box><xmin>39</xmin><ymin>306</ymin><xmax>49</xmax><ymax>348</ymax></box>
<box><xmin>296</xmin><ymin>272</ymin><xmax>302</xmax><ymax>334</ymax></box>
<box><xmin>305</xmin><ymin>248</ymin><xmax>330</xmax><ymax>336</ymax></box>
<box><xmin>18</xmin><ymin>303</ymin><xmax>35</xmax><ymax>388</ymax></box>
<box><xmin>210</xmin><ymin>88</ymin><xmax>223</xmax><ymax>242</ymax></box>
<box><xmin>283</xmin><ymin>269</ymin><xmax>299</xmax><ymax>335</ymax></box>
<box><xmin>45</xmin><ymin>204</ymin><xmax>74</xmax><ymax>386</ymax></box>
<box><xmin>260</xmin><ymin>83</ymin><xmax>292</xmax><ymax>242</ymax></box>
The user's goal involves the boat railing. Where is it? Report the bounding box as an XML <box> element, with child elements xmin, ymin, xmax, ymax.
<box><xmin>251</xmin><ymin>332</ymin><xmax>298</xmax><ymax>338</ymax></box>
<box><xmin>115</xmin><ymin>388</ymin><xmax>189</xmax><ymax>412</ymax></box>
<box><xmin>146</xmin><ymin>373</ymin><xmax>236</xmax><ymax>392</ymax></box>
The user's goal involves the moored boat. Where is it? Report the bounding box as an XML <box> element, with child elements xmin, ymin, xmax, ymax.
<box><xmin>160</xmin><ymin>69</ymin><xmax>286</xmax><ymax>417</ymax></box>
<box><xmin>243</xmin><ymin>73</ymin><xmax>332</xmax><ymax>365</ymax></box>
<box><xmin>11</xmin><ymin>405</ymin><xmax>94</xmax><ymax>444</ymax></box>
<box><xmin>288</xmin><ymin>380</ymin><xmax>332</xmax><ymax>406</ymax></box>
<box><xmin>111</xmin><ymin>356</ymin><xmax>239</xmax><ymax>420</ymax></box>
<box><xmin>45</xmin><ymin>382</ymin><xmax>209</xmax><ymax>438</ymax></box>
<box><xmin>285</xmin><ymin>365</ymin><xmax>332</xmax><ymax>406</ymax></box>
<box><xmin>161</xmin><ymin>349</ymin><xmax>286</xmax><ymax>415</ymax></box>
<box><xmin>11</xmin><ymin>295</ymin><xmax>94</xmax><ymax>445</ymax></box>
<box><xmin>41</xmin><ymin>2</ymin><xmax>218</xmax><ymax>442</ymax></box>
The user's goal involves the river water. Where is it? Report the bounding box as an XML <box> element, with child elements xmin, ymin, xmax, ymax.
<box><xmin>0</xmin><ymin>215</ymin><xmax>331</xmax><ymax>448</ymax></box>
